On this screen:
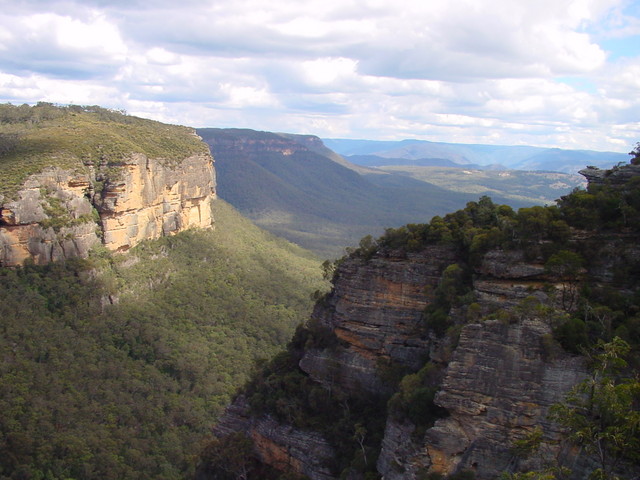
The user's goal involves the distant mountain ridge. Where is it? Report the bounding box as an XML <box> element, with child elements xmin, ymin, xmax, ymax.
<box><xmin>199</xmin><ymin>128</ymin><xmax>586</xmax><ymax>258</ymax></box>
<box><xmin>199</xmin><ymin>128</ymin><xmax>479</xmax><ymax>258</ymax></box>
<box><xmin>323</xmin><ymin>138</ymin><xmax>628</xmax><ymax>173</ymax></box>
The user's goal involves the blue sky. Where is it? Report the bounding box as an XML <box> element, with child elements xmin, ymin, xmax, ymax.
<box><xmin>0</xmin><ymin>0</ymin><xmax>638</xmax><ymax>152</ymax></box>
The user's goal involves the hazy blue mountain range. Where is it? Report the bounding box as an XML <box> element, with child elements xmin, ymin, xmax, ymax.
<box><xmin>199</xmin><ymin>128</ymin><xmax>586</xmax><ymax>258</ymax></box>
<box><xmin>323</xmin><ymin>138</ymin><xmax>629</xmax><ymax>173</ymax></box>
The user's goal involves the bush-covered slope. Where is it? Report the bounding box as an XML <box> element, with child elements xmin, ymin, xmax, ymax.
<box><xmin>0</xmin><ymin>198</ymin><xmax>326</xmax><ymax>480</ymax></box>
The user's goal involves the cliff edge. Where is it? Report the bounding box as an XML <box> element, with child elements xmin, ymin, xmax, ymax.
<box><xmin>0</xmin><ymin>104</ymin><xmax>216</xmax><ymax>266</ymax></box>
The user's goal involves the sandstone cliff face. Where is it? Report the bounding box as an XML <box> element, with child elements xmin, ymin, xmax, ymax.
<box><xmin>208</xmin><ymin>165</ymin><xmax>640</xmax><ymax>480</ymax></box>
<box><xmin>302</xmin><ymin>245</ymin><xmax>458</xmax><ymax>396</ymax></box>
<box><xmin>0</xmin><ymin>152</ymin><xmax>215</xmax><ymax>266</ymax></box>
<box><xmin>212</xmin><ymin>226</ymin><xmax>639</xmax><ymax>479</ymax></box>
<box><xmin>202</xmin><ymin>129</ymin><xmax>312</xmax><ymax>158</ymax></box>
<box><xmin>94</xmin><ymin>153</ymin><xmax>215</xmax><ymax>252</ymax></box>
<box><xmin>378</xmin><ymin>319</ymin><xmax>587</xmax><ymax>479</ymax></box>
<box><xmin>307</xmin><ymin>242</ymin><xmax>593</xmax><ymax>479</ymax></box>
<box><xmin>0</xmin><ymin>168</ymin><xmax>99</xmax><ymax>265</ymax></box>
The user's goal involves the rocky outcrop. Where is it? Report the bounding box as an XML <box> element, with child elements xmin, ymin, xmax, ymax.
<box><xmin>0</xmin><ymin>152</ymin><xmax>215</xmax><ymax>266</ymax></box>
<box><xmin>0</xmin><ymin>168</ymin><xmax>100</xmax><ymax>265</ymax></box>
<box><xmin>304</xmin><ymin>245</ymin><xmax>459</xmax><ymax>396</ymax></box>
<box><xmin>207</xmin><ymin>162</ymin><xmax>640</xmax><ymax>480</ymax></box>
<box><xmin>579</xmin><ymin>164</ymin><xmax>640</xmax><ymax>188</ymax></box>
<box><xmin>379</xmin><ymin>319</ymin><xmax>587</xmax><ymax>479</ymax></box>
<box><xmin>94</xmin><ymin>153</ymin><xmax>215</xmax><ymax>252</ymax></box>
<box><xmin>212</xmin><ymin>224</ymin><xmax>640</xmax><ymax>479</ymax></box>
<box><xmin>200</xmin><ymin>128</ymin><xmax>313</xmax><ymax>158</ymax></box>
<box><xmin>213</xmin><ymin>396</ymin><xmax>336</xmax><ymax>480</ymax></box>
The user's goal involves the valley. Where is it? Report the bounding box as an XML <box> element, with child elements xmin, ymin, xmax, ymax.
<box><xmin>199</xmin><ymin>128</ymin><xmax>597</xmax><ymax>259</ymax></box>
<box><xmin>1</xmin><ymin>103</ymin><xmax>639</xmax><ymax>480</ymax></box>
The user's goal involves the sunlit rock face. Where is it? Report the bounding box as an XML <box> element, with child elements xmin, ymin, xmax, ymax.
<box><xmin>95</xmin><ymin>153</ymin><xmax>216</xmax><ymax>252</ymax></box>
<box><xmin>0</xmin><ymin>152</ymin><xmax>216</xmax><ymax>266</ymax></box>
<box><xmin>0</xmin><ymin>168</ymin><xmax>100</xmax><ymax>265</ymax></box>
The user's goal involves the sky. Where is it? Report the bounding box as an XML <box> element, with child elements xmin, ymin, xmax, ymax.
<box><xmin>0</xmin><ymin>0</ymin><xmax>639</xmax><ymax>153</ymax></box>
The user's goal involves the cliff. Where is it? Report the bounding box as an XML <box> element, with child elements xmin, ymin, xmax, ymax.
<box><xmin>93</xmin><ymin>153</ymin><xmax>215</xmax><ymax>252</ymax></box>
<box><xmin>579</xmin><ymin>163</ymin><xmax>640</xmax><ymax>188</ymax></box>
<box><xmin>378</xmin><ymin>318</ymin><xmax>588</xmax><ymax>479</ymax></box>
<box><xmin>0</xmin><ymin>105</ymin><xmax>216</xmax><ymax>266</ymax></box>
<box><xmin>301</xmin><ymin>244</ymin><xmax>458</xmax><ymax>396</ymax></box>
<box><xmin>206</xmin><ymin>161</ymin><xmax>640</xmax><ymax>480</ymax></box>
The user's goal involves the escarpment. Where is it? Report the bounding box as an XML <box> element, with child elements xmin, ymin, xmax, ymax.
<box><xmin>379</xmin><ymin>319</ymin><xmax>588</xmax><ymax>479</ymax></box>
<box><xmin>0</xmin><ymin>108</ymin><xmax>216</xmax><ymax>266</ymax></box>
<box><xmin>302</xmin><ymin>244</ymin><xmax>459</xmax><ymax>396</ymax></box>
<box><xmin>0</xmin><ymin>153</ymin><xmax>215</xmax><ymax>266</ymax></box>
<box><xmin>207</xmin><ymin>161</ymin><xmax>640</xmax><ymax>480</ymax></box>
<box><xmin>93</xmin><ymin>152</ymin><xmax>215</xmax><ymax>252</ymax></box>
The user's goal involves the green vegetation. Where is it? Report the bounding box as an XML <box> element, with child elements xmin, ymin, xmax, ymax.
<box><xmin>629</xmin><ymin>142</ymin><xmax>640</xmax><ymax>165</ymax></box>
<box><xmin>550</xmin><ymin>337</ymin><xmax>640</xmax><ymax>480</ymax></box>
<box><xmin>340</xmin><ymin>159</ymin><xmax>640</xmax><ymax>356</ymax></box>
<box><xmin>307</xmin><ymin>159</ymin><xmax>639</xmax><ymax>478</ymax></box>
<box><xmin>0</xmin><ymin>103</ymin><xmax>208</xmax><ymax>200</ymax></box>
<box><xmin>198</xmin><ymin>318</ymin><xmax>389</xmax><ymax>479</ymax></box>
<box><xmin>199</xmin><ymin>157</ymin><xmax>640</xmax><ymax>479</ymax></box>
<box><xmin>504</xmin><ymin>338</ymin><xmax>640</xmax><ymax>480</ymax></box>
<box><xmin>0</xmin><ymin>198</ymin><xmax>326</xmax><ymax>479</ymax></box>
<box><xmin>387</xmin><ymin>362</ymin><xmax>448</xmax><ymax>439</ymax></box>
<box><xmin>557</xmin><ymin>180</ymin><xmax>640</xmax><ymax>232</ymax></box>
<box><xmin>198</xmin><ymin>128</ymin><xmax>549</xmax><ymax>259</ymax></box>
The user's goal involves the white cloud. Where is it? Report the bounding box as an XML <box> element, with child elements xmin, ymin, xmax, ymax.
<box><xmin>0</xmin><ymin>0</ymin><xmax>638</xmax><ymax>153</ymax></box>
<box><xmin>0</xmin><ymin>10</ymin><xmax>127</xmax><ymax>78</ymax></box>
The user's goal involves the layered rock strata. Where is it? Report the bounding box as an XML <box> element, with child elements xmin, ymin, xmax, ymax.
<box><xmin>580</xmin><ymin>163</ymin><xmax>640</xmax><ymax>188</ymax></box>
<box><xmin>214</xmin><ymin>226</ymin><xmax>639</xmax><ymax>479</ymax></box>
<box><xmin>213</xmin><ymin>396</ymin><xmax>336</xmax><ymax>480</ymax></box>
<box><xmin>210</xmin><ymin>165</ymin><xmax>640</xmax><ymax>480</ymax></box>
<box><xmin>94</xmin><ymin>153</ymin><xmax>215</xmax><ymax>252</ymax></box>
<box><xmin>378</xmin><ymin>319</ymin><xmax>587</xmax><ymax>479</ymax></box>
<box><xmin>303</xmin><ymin>245</ymin><xmax>459</xmax><ymax>396</ymax></box>
<box><xmin>0</xmin><ymin>152</ymin><xmax>215</xmax><ymax>266</ymax></box>
<box><xmin>0</xmin><ymin>168</ymin><xmax>99</xmax><ymax>265</ymax></box>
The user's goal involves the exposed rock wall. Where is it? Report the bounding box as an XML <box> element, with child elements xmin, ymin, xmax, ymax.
<box><xmin>379</xmin><ymin>319</ymin><xmax>587</xmax><ymax>479</ymax></box>
<box><xmin>208</xmin><ymin>164</ymin><xmax>640</xmax><ymax>480</ymax></box>
<box><xmin>95</xmin><ymin>153</ymin><xmax>215</xmax><ymax>252</ymax></box>
<box><xmin>580</xmin><ymin>164</ymin><xmax>640</xmax><ymax>188</ymax></box>
<box><xmin>303</xmin><ymin>246</ymin><xmax>459</xmax><ymax>396</ymax></box>
<box><xmin>213</xmin><ymin>396</ymin><xmax>336</xmax><ymax>480</ymax></box>
<box><xmin>213</xmin><ymin>227</ymin><xmax>639</xmax><ymax>479</ymax></box>
<box><xmin>0</xmin><ymin>152</ymin><xmax>216</xmax><ymax>266</ymax></box>
<box><xmin>0</xmin><ymin>168</ymin><xmax>99</xmax><ymax>265</ymax></box>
